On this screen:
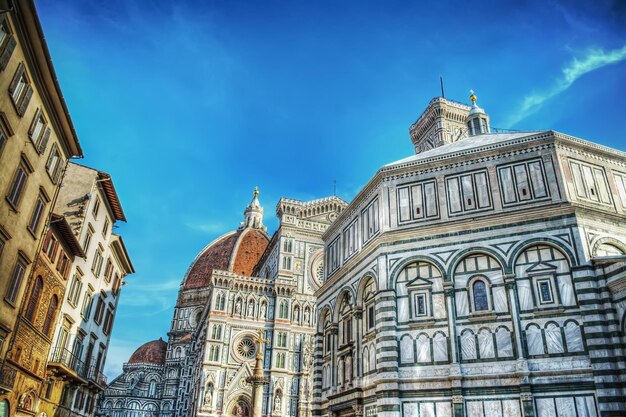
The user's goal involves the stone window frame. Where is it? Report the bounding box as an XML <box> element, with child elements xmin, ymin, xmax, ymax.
<box><xmin>5</xmin><ymin>251</ymin><xmax>30</xmax><ymax>305</ymax></box>
<box><xmin>467</xmin><ymin>275</ymin><xmax>493</xmax><ymax>314</ymax></box>
<box><xmin>8</xmin><ymin>62</ymin><xmax>34</xmax><ymax>116</ymax></box>
<box><xmin>6</xmin><ymin>154</ymin><xmax>33</xmax><ymax>210</ymax></box>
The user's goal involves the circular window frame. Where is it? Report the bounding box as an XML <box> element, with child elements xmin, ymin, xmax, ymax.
<box><xmin>309</xmin><ymin>250</ymin><xmax>324</xmax><ymax>288</ymax></box>
<box><xmin>232</xmin><ymin>334</ymin><xmax>257</xmax><ymax>362</ymax></box>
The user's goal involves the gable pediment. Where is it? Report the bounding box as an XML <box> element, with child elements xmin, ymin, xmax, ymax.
<box><xmin>525</xmin><ymin>261</ymin><xmax>557</xmax><ymax>274</ymax></box>
<box><xmin>406</xmin><ymin>277</ymin><xmax>433</xmax><ymax>288</ymax></box>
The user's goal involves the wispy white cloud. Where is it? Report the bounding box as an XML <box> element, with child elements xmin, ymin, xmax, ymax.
<box><xmin>184</xmin><ymin>220</ymin><xmax>228</xmax><ymax>234</ymax></box>
<box><xmin>507</xmin><ymin>44</ymin><xmax>626</xmax><ymax>127</ymax></box>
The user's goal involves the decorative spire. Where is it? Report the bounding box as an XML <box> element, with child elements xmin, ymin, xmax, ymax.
<box><xmin>253</xmin><ymin>186</ymin><xmax>259</xmax><ymax>197</ymax></box>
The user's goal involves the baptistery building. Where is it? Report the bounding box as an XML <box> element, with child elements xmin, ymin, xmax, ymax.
<box><xmin>313</xmin><ymin>95</ymin><xmax>626</xmax><ymax>417</ymax></box>
<box><xmin>99</xmin><ymin>93</ymin><xmax>626</xmax><ymax>417</ymax></box>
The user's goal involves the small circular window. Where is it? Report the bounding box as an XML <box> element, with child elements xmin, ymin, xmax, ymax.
<box><xmin>234</xmin><ymin>336</ymin><xmax>257</xmax><ymax>361</ymax></box>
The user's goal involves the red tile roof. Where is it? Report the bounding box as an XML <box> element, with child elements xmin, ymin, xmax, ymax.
<box><xmin>182</xmin><ymin>228</ymin><xmax>269</xmax><ymax>290</ymax></box>
<box><xmin>128</xmin><ymin>338</ymin><xmax>167</xmax><ymax>365</ymax></box>
<box><xmin>97</xmin><ymin>171</ymin><xmax>126</xmax><ymax>222</ymax></box>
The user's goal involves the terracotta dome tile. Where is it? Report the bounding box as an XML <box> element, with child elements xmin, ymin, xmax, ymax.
<box><xmin>232</xmin><ymin>230</ymin><xmax>270</xmax><ymax>276</ymax></box>
<box><xmin>128</xmin><ymin>338</ymin><xmax>167</xmax><ymax>365</ymax></box>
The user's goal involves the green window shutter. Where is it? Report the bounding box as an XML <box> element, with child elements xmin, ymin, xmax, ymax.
<box><xmin>38</xmin><ymin>126</ymin><xmax>51</xmax><ymax>154</ymax></box>
<box><xmin>53</xmin><ymin>161</ymin><xmax>64</xmax><ymax>184</ymax></box>
<box><xmin>17</xmin><ymin>84</ymin><xmax>33</xmax><ymax>116</ymax></box>
<box><xmin>8</xmin><ymin>61</ymin><xmax>24</xmax><ymax>94</ymax></box>
<box><xmin>0</xmin><ymin>36</ymin><xmax>16</xmax><ymax>71</ymax></box>
<box><xmin>29</xmin><ymin>108</ymin><xmax>41</xmax><ymax>136</ymax></box>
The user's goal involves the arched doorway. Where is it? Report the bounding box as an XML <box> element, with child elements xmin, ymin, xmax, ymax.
<box><xmin>229</xmin><ymin>396</ymin><xmax>250</xmax><ymax>417</ymax></box>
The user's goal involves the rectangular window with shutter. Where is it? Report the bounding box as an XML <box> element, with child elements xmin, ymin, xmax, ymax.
<box><xmin>327</xmin><ymin>236</ymin><xmax>341</xmax><ymax>276</ymax></box>
<box><xmin>5</xmin><ymin>256</ymin><xmax>27</xmax><ymax>304</ymax></box>
<box><xmin>398</xmin><ymin>187</ymin><xmax>410</xmax><ymax>222</ymax></box>
<box><xmin>343</xmin><ymin>219</ymin><xmax>358</xmax><ymax>260</ymax></box>
<box><xmin>569</xmin><ymin>160</ymin><xmax>612</xmax><ymax>206</ymax></box>
<box><xmin>27</xmin><ymin>193</ymin><xmax>47</xmax><ymax>235</ymax></box>
<box><xmin>0</xmin><ymin>112</ymin><xmax>12</xmax><ymax>157</ymax></box>
<box><xmin>82</xmin><ymin>224</ymin><xmax>94</xmax><ymax>254</ymax></box>
<box><xmin>613</xmin><ymin>172</ymin><xmax>626</xmax><ymax>211</ymax></box>
<box><xmin>498</xmin><ymin>159</ymin><xmax>550</xmax><ymax>206</ymax></box>
<box><xmin>361</xmin><ymin>197</ymin><xmax>380</xmax><ymax>243</ymax></box>
<box><xmin>397</xmin><ymin>179</ymin><xmax>439</xmax><ymax>225</ymax></box>
<box><xmin>45</xmin><ymin>144</ymin><xmax>64</xmax><ymax>184</ymax></box>
<box><xmin>43</xmin><ymin>231</ymin><xmax>58</xmax><ymax>260</ymax></box>
<box><xmin>447</xmin><ymin>177</ymin><xmax>462</xmax><ymax>213</ymax></box>
<box><xmin>6</xmin><ymin>158</ymin><xmax>31</xmax><ymax>209</ymax></box>
<box><xmin>92</xmin><ymin>245</ymin><xmax>104</xmax><ymax>276</ymax></box>
<box><xmin>68</xmin><ymin>273</ymin><xmax>83</xmax><ymax>306</ymax></box>
<box><xmin>94</xmin><ymin>297</ymin><xmax>105</xmax><ymax>324</ymax></box>
<box><xmin>8</xmin><ymin>63</ymin><xmax>33</xmax><ymax>116</ymax></box>
<box><xmin>82</xmin><ymin>290</ymin><xmax>93</xmax><ymax>320</ymax></box>
<box><xmin>446</xmin><ymin>170</ymin><xmax>492</xmax><ymax>215</ymax></box>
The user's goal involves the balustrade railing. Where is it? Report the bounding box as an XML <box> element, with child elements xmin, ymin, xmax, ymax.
<box><xmin>87</xmin><ymin>365</ymin><xmax>107</xmax><ymax>387</ymax></box>
<box><xmin>49</xmin><ymin>347</ymin><xmax>86</xmax><ymax>378</ymax></box>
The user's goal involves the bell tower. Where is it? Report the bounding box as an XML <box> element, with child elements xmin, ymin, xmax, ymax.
<box><xmin>409</xmin><ymin>97</ymin><xmax>472</xmax><ymax>154</ymax></box>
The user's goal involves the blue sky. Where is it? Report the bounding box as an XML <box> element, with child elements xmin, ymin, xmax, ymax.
<box><xmin>35</xmin><ymin>0</ymin><xmax>626</xmax><ymax>378</ymax></box>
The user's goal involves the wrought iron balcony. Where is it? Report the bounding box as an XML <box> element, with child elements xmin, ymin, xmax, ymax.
<box><xmin>0</xmin><ymin>361</ymin><xmax>17</xmax><ymax>393</ymax></box>
<box><xmin>48</xmin><ymin>347</ymin><xmax>87</xmax><ymax>382</ymax></box>
<box><xmin>87</xmin><ymin>365</ymin><xmax>107</xmax><ymax>389</ymax></box>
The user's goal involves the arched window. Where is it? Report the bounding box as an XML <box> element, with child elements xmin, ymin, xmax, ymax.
<box><xmin>461</xmin><ymin>330</ymin><xmax>477</xmax><ymax>360</ymax></box>
<box><xmin>545</xmin><ymin>323</ymin><xmax>564</xmax><ymax>354</ymax></box>
<box><xmin>472</xmin><ymin>280</ymin><xmax>489</xmax><ymax>311</ymax></box>
<box><xmin>42</xmin><ymin>295</ymin><xmax>59</xmax><ymax>336</ymax></box>
<box><xmin>25</xmin><ymin>276</ymin><xmax>43</xmax><ymax>322</ymax></box>
<box><xmin>338</xmin><ymin>294</ymin><xmax>353</xmax><ymax>345</ymax></box>
<box><xmin>595</xmin><ymin>243</ymin><xmax>623</xmax><ymax>257</ymax></box>
<box><xmin>433</xmin><ymin>333</ymin><xmax>448</xmax><ymax>362</ymax></box>
<box><xmin>216</xmin><ymin>293</ymin><xmax>226</xmax><ymax>311</ymax></box>
<box><xmin>564</xmin><ymin>321</ymin><xmax>584</xmax><ymax>352</ymax></box>
<box><xmin>279</xmin><ymin>301</ymin><xmax>288</xmax><ymax>319</ymax></box>
<box><xmin>362</xmin><ymin>278</ymin><xmax>376</xmax><ymax>333</ymax></box>
<box><xmin>526</xmin><ymin>324</ymin><xmax>544</xmax><ymax>355</ymax></box>
<box><xmin>416</xmin><ymin>334</ymin><xmax>431</xmax><ymax>363</ymax></box>
<box><xmin>148</xmin><ymin>380</ymin><xmax>157</xmax><ymax>397</ymax></box>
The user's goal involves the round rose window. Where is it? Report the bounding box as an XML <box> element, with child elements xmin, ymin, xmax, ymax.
<box><xmin>235</xmin><ymin>337</ymin><xmax>257</xmax><ymax>361</ymax></box>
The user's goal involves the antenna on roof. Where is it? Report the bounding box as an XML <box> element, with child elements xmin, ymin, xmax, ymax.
<box><xmin>333</xmin><ymin>180</ymin><xmax>337</xmax><ymax>196</ymax></box>
<box><xmin>440</xmin><ymin>76</ymin><xmax>445</xmax><ymax>98</ymax></box>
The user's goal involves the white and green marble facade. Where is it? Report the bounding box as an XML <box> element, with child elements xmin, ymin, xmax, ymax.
<box><xmin>314</xmin><ymin>126</ymin><xmax>626</xmax><ymax>417</ymax></box>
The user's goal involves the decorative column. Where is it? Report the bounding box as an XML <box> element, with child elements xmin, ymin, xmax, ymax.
<box><xmin>247</xmin><ymin>329</ymin><xmax>269</xmax><ymax>417</ymax></box>
<box><xmin>444</xmin><ymin>283</ymin><xmax>464</xmax><ymax>417</ymax></box>
<box><xmin>353</xmin><ymin>308</ymin><xmax>363</xmax><ymax>387</ymax></box>
<box><xmin>503</xmin><ymin>275</ymin><xmax>533</xmax><ymax>417</ymax></box>
<box><xmin>298</xmin><ymin>341</ymin><xmax>313</xmax><ymax>417</ymax></box>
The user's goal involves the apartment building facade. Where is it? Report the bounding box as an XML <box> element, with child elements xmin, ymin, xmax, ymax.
<box><xmin>0</xmin><ymin>0</ymin><xmax>82</xmax><ymax>415</ymax></box>
<box><xmin>49</xmin><ymin>163</ymin><xmax>134</xmax><ymax>417</ymax></box>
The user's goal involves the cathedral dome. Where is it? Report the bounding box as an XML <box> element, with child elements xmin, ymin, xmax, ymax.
<box><xmin>182</xmin><ymin>228</ymin><xmax>270</xmax><ymax>290</ymax></box>
<box><xmin>181</xmin><ymin>189</ymin><xmax>270</xmax><ymax>290</ymax></box>
<box><xmin>128</xmin><ymin>338</ymin><xmax>167</xmax><ymax>365</ymax></box>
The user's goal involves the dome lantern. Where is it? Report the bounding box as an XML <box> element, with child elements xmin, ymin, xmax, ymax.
<box><xmin>466</xmin><ymin>89</ymin><xmax>490</xmax><ymax>136</ymax></box>
<box><xmin>241</xmin><ymin>186</ymin><xmax>266</xmax><ymax>231</ymax></box>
